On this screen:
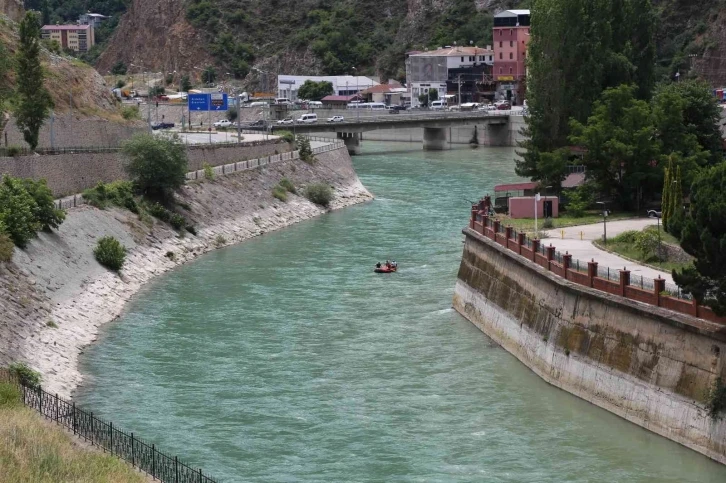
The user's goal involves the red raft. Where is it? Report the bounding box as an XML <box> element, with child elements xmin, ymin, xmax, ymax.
<box><xmin>374</xmin><ymin>265</ymin><xmax>397</xmax><ymax>274</ymax></box>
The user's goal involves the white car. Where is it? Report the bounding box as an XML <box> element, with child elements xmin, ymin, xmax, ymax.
<box><xmin>277</xmin><ymin>118</ymin><xmax>294</xmax><ymax>125</ymax></box>
<box><xmin>478</xmin><ymin>104</ymin><xmax>495</xmax><ymax>111</ymax></box>
<box><xmin>327</xmin><ymin>115</ymin><xmax>344</xmax><ymax>122</ymax></box>
<box><xmin>213</xmin><ymin>119</ymin><xmax>232</xmax><ymax>128</ymax></box>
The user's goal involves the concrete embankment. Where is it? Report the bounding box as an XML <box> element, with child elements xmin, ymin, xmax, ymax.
<box><xmin>0</xmin><ymin>145</ymin><xmax>372</xmax><ymax>398</ymax></box>
<box><xmin>453</xmin><ymin>228</ymin><xmax>726</xmax><ymax>464</ymax></box>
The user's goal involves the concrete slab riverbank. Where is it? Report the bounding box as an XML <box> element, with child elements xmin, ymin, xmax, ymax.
<box><xmin>0</xmin><ymin>144</ymin><xmax>372</xmax><ymax>398</ymax></box>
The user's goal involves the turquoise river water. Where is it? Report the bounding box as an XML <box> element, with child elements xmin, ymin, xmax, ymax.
<box><xmin>77</xmin><ymin>142</ymin><xmax>726</xmax><ymax>482</ymax></box>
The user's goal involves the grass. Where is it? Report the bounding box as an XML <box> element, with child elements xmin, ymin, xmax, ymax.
<box><xmin>501</xmin><ymin>211</ymin><xmax>638</xmax><ymax>235</ymax></box>
<box><xmin>593</xmin><ymin>226</ymin><xmax>690</xmax><ymax>273</ymax></box>
<box><xmin>0</xmin><ymin>383</ymin><xmax>145</xmax><ymax>483</ymax></box>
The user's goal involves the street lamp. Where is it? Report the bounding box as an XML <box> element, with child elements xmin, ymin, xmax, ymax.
<box><xmin>352</xmin><ymin>67</ymin><xmax>360</xmax><ymax>122</ymax></box>
<box><xmin>596</xmin><ymin>201</ymin><xmax>608</xmax><ymax>243</ymax></box>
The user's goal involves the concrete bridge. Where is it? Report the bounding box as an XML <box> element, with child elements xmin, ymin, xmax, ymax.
<box><xmin>269</xmin><ymin>111</ymin><xmax>517</xmax><ymax>153</ymax></box>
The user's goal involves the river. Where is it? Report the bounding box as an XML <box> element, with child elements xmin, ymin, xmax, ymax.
<box><xmin>77</xmin><ymin>142</ymin><xmax>726</xmax><ymax>482</ymax></box>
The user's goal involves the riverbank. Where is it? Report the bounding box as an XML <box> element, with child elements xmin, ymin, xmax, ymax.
<box><xmin>0</xmin><ymin>145</ymin><xmax>372</xmax><ymax>399</ymax></box>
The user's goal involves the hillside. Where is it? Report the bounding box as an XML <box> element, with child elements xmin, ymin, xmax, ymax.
<box><xmin>90</xmin><ymin>0</ymin><xmax>726</xmax><ymax>89</ymax></box>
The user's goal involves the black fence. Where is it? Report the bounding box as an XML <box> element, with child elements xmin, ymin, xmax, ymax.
<box><xmin>0</xmin><ymin>372</ymin><xmax>218</xmax><ymax>483</ymax></box>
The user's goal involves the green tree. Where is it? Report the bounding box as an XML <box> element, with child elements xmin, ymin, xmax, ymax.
<box><xmin>652</xmin><ymin>80</ymin><xmax>722</xmax><ymax>172</ymax></box>
<box><xmin>202</xmin><ymin>66</ymin><xmax>217</xmax><ymax>84</ymax></box>
<box><xmin>111</xmin><ymin>60</ymin><xmax>127</xmax><ymax>75</ymax></box>
<box><xmin>519</xmin><ymin>0</ymin><xmax>657</xmax><ymax>185</ymax></box>
<box><xmin>0</xmin><ymin>175</ymin><xmax>40</xmax><ymax>248</ymax></box>
<box><xmin>569</xmin><ymin>85</ymin><xmax>660</xmax><ymax>209</ymax></box>
<box><xmin>40</xmin><ymin>0</ymin><xmax>51</xmax><ymax>25</ymax></box>
<box><xmin>297</xmin><ymin>80</ymin><xmax>334</xmax><ymax>101</ymax></box>
<box><xmin>14</xmin><ymin>12</ymin><xmax>54</xmax><ymax>151</ymax></box>
<box><xmin>673</xmin><ymin>163</ymin><xmax>726</xmax><ymax>315</ymax></box>
<box><xmin>21</xmin><ymin>178</ymin><xmax>65</xmax><ymax>231</ymax></box>
<box><xmin>0</xmin><ymin>41</ymin><xmax>10</xmax><ymax>111</ymax></box>
<box><xmin>428</xmin><ymin>89</ymin><xmax>439</xmax><ymax>103</ymax></box>
<box><xmin>122</xmin><ymin>134</ymin><xmax>188</xmax><ymax>201</ymax></box>
<box><xmin>180</xmin><ymin>75</ymin><xmax>192</xmax><ymax>92</ymax></box>
<box><xmin>418</xmin><ymin>92</ymin><xmax>429</xmax><ymax>108</ymax></box>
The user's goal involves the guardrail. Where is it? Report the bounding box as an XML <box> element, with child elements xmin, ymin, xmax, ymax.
<box><xmin>0</xmin><ymin>370</ymin><xmax>218</xmax><ymax>483</ymax></box>
<box><xmin>468</xmin><ymin>208</ymin><xmax>725</xmax><ymax>325</ymax></box>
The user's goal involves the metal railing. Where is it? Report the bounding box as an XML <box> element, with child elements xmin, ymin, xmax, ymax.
<box><xmin>0</xmin><ymin>371</ymin><xmax>217</xmax><ymax>483</ymax></box>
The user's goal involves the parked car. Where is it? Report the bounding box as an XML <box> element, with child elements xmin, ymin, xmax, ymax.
<box><xmin>478</xmin><ymin>103</ymin><xmax>495</xmax><ymax>111</ymax></box>
<box><xmin>389</xmin><ymin>105</ymin><xmax>406</xmax><ymax>112</ymax></box>
<box><xmin>327</xmin><ymin>115</ymin><xmax>345</xmax><ymax>122</ymax></box>
<box><xmin>213</xmin><ymin>119</ymin><xmax>232</xmax><ymax>128</ymax></box>
<box><xmin>647</xmin><ymin>209</ymin><xmax>662</xmax><ymax>218</ymax></box>
<box><xmin>495</xmin><ymin>100</ymin><xmax>511</xmax><ymax>110</ymax></box>
<box><xmin>277</xmin><ymin>118</ymin><xmax>294</xmax><ymax>125</ymax></box>
<box><xmin>248</xmin><ymin>120</ymin><xmax>266</xmax><ymax>126</ymax></box>
<box><xmin>151</xmin><ymin>122</ymin><xmax>175</xmax><ymax>130</ymax></box>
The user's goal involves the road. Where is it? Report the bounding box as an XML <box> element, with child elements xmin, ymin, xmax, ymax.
<box><xmin>540</xmin><ymin>218</ymin><xmax>673</xmax><ymax>283</ymax></box>
<box><xmin>160</xmin><ymin>131</ymin><xmax>279</xmax><ymax>144</ymax></box>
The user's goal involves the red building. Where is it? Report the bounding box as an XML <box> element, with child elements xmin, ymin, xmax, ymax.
<box><xmin>493</xmin><ymin>9</ymin><xmax>530</xmax><ymax>105</ymax></box>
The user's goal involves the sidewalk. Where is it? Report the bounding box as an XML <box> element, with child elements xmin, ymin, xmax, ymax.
<box><xmin>540</xmin><ymin>218</ymin><xmax>673</xmax><ymax>284</ymax></box>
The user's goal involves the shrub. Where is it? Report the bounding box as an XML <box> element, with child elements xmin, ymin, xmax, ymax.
<box><xmin>634</xmin><ymin>229</ymin><xmax>660</xmax><ymax>259</ymax></box>
<box><xmin>94</xmin><ymin>236</ymin><xmax>126</xmax><ymax>271</ymax></box>
<box><xmin>147</xmin><ymin>202</ymin><xmax>171</xmax><ymax>222</ymax></box>
<box><xmin>83</xmin><ymin>181</ymin><xmax>136</xmax><ymax>212</ymax></box>
<box><xmin>279</xmin><ymin>178</ymin><xmax>296</xmax><ymax>194</ymax></box>
<box><xmin>542</xmin><ymin>217</ymin><xmax>554</xmax><ymax>229</ymax></box>
<box><xmin>21</xmin><ymin>178</ymin><xmax>65</xmax><ymax>231</ymax></box>
<box><xmin>6</xmin><ymin>145</ymin><xmax>22</xmax><ymax>157</ymax></box>
<box><xmin>296</xmin><ymin>135</ymin><xmax>314</xmax><ymax>164</ymax></box>
<box><xmin>120</xmin><ymin>105</ymin><xmax>141</xmax><ymax>121</ymax></box>
<box><xmin>226</xmin><ymin>107</ymin><xmax>238</xmax><ymax>121</ymax></box>
<box><xmin>0</xmin><ymin>230</ymin><xmax>13</xmax><ymax>262</ymax></box>
<box><xmin>278</xmin><ymin>130</ymin><xmax>294</xmax><ymax>143</ymax></box>
<box><xmin>272</xmin><ymin>185</ymin><xmax>288</xmax><ymax>202</ymax></box>
<box><xmin>185</xmin><ymin>225</ymin><xmax>197</xmax><ymax>235</ymax></box>
<box><xmin>566</xmin><ymin>185</ymin><xmax>593</xmax><ymax>217</ymax></box>
<box><xmin>215</xmin><ymin>234</ymin><xmax>227</xmax><ymax>247</ymax></box>
<box><xmin>122</xmin><ymin>133</ymin><xmax>188</xmax><ymax>201</ymax></box>
<box><xmin>304</xmin><ymin>183</ymin><xmax>334</xmax><ymax>207</ymax></box>
<box><xmin>165</xmin><ymin>251</ymin><xmax>176</xmax><ymax>261</ymax></box>
<box><xmin>115</xmin><ymin>79</ymin><xmax>125</xmax><ymax>89</ymax></box>
<box><xmin>203</xmin><ymin>163</ymin><xmax>214</xmax><ymax>180</ymax></box>
<box><xmin>613</xmin><ymin>230</ymin><xmax>638</xmax><ymax>244</ymax></box>
<box><xmin>0</xmin><ymin>175</ymin><xmax>41</xmax><ymax>248</ymax></box>
<box><xmin>8</xmin><ymin>362</ymin><xmax>41</xmax><ymax>389</ymax></box>
<box><xmin>170</xmin><ymin>213</ymin><xmax>186</xmax><ymax>230</ymax></box>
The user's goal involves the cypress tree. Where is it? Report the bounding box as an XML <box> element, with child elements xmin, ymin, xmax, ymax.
<box><xmin>661</xmin><ymin>165</ymin><xmax>671</xmax><ymax>226</ymax></box>
<box><xmin>14</xmin><ymin>12</ymin><xmax>54</xmax><ymax>151</ymax></box>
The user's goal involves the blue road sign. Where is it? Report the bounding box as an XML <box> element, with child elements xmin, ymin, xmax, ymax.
<box><xmin>188</xmin><ymin>94</ymin><xmax>210</xmax><ymax>111</ymax></box>
<box><xmin>187</xmin><ymin>93</ymin><xmax>229</xmax><ymax>111</ymax></box>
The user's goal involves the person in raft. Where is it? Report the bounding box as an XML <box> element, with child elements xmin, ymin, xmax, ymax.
<box><xmin>376</xmin><ymin>262</ymin><xmax>382</xmax><ymax>269</ymax></box>
<box><xmin>391</xmin><ymin>260</ymin><xmax>397</xmax><ymax>269</ymax></box>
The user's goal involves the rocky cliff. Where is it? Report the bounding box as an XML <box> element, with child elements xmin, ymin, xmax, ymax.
<box><xmin>0</xmin><ymin>0</ymin><xmax>23</xmax><ymax>22</ymax></box>
<box><xmin>95</xmin><ymin>0</ymin><xmax>210</xmax><ymax>78</ymax></box>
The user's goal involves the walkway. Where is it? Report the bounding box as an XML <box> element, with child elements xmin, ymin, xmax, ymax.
<box><xmin>540</xmin><ymin>218</ymin><xmax>672</xmax><ymax>284</ymax></box>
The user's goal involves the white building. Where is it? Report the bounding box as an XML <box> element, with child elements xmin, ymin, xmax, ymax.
<box><xmin>277</xmin><ymin>75</ymin><xmax>379</xmax><ymax>102</ymax></box>
<box><xmin>79</xmin><ymin>13</ymin><xmax>107</xmax><ymax>28</ymax></box>
<box><xmin>406</xmin><ymin>46</ymin><xmax>494</xmax><ymax>107</ymax></box>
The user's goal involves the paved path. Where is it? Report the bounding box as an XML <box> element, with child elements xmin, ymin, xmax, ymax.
<box><xmin>170</xmin><ymin>132</ymin><xmax>279</xmax><ymax>144</ymax></box>
<box><xmin>540</xmin><ymin>218</ymin><xmax>673</xmax><ymax>284</ymax></box>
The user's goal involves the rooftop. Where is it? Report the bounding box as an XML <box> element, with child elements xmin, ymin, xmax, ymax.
<box><xmin>409</xmin><ymin>46</ymin><xmax>494</xmax><ymax>57</ymax></box>
<box><xmin>42</xmin><ymin>24</ymin><xmax>92</xmax><ymax>31</ymax></box>
<box><xmin>321</xmin><ymin>94</ymin><xmax>364</xmax><ymax>102</ymax></box>
<box><xmin>495</xmin><ymin>9</ymin><xmax>531</xmax><ymax>17</ymax></box>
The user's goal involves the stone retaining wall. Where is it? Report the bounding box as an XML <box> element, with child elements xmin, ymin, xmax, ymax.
<box><xmin>0</xmin><ymin>140</ymin><xmax>291</xmax><ymax>197</ymax></box>
<box><xmin>453</xmin><ymin>228</ymin><xmax>726</xmax><ymax>464</ymax></box>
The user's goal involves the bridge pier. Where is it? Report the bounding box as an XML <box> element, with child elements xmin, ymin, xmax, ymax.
<box><xmin>337</xmin><ymin>132</ymin><xmax>361</xmax><ymax>155</ymax></box>
<box><xmin>423</xmin><ymin>127</ymin><xmax>446</xmax><ymax>151</ymax></box>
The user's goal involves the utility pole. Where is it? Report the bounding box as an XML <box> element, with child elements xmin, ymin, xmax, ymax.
<box><xmin>457</xmin><ymin>74</ymin><xmax>462</xmax><ymax>109</ymax></box>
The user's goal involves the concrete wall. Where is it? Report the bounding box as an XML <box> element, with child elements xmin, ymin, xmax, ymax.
<box><xmin>0</xmin><ymin>140</ymin><xmax>290</xmax><ymax>197</ymax></box>
<box><xmin>453</xmin><ymin>228</ymin><xmax>726</xmax><ymax>464</ymax></box>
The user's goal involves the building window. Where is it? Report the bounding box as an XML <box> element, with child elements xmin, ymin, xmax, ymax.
<box><xmin>499</xmin><ymin>41</ymin><xmax>502</xmax><ymax>48</ymax></box>
<box><xmin>469</xmin><ymin>56</ymin><xmax>474</xmax><ymax>61</ymax></box>
<box><xmin>509</xmin><ymin>68</ymin><xmax>513</xmax><ymax>74</ymax></box>
<box><xmin>509</xmin><ymin>29</ymin><xmax>513</xmax><ymax>35</ymax></box>
<box><xmin>509</xmin><ymin>52</ymin><xmax>513</xmax><ymax>59</ymax></box>
<box><xmin>510</xmin><ymin>41</ymin><xmax>513</xmax><ymax>47</ymax></box>
<box><xmin>499</xmin><ymin>68</ymin><xmax>502</xmax><ymax>74</ymax></box>
<box><xmin>499</xmin><ymin>52</ymin><xmax>502</xmax><ymax>59</ymax></box>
